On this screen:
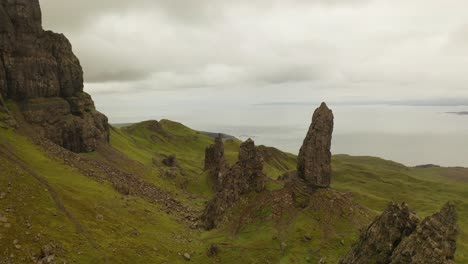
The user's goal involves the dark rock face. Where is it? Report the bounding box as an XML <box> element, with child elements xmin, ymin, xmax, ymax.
<box><xmin>0</xmin><ymin>0</ymin><xmax>109</xmax><ymax>152</ymax></box>
<box><xmin>297</xmin><ymin>102</ymin><xmax>334</xmax><ymax>187</ymax></box>
<box><xmin>204</xmin><ymin>134</ymin><xmax>225</xmax><ymax>171</ymax></box>
<box><xmin>201</xmin><ymin>138</ymin><xmax>266</xmax><ymax>230</ymax></box>
<box><xmin>204</xmin><ymin>134</ymin><xmax>228</xmax><ymax>190</ymax></box>
<box><xmin>162</xmin><ymin>155</ymin><xmax>178</xmax><ymax>167</ymax></box>
<box><xmin>339</xmin><ymin>203</ymin><xmax>420</xmax><ymax>264</ymax></box>
<box><xmin>340</xmin><ymin>202</ymin><xmax>458</xmax><ymax>264</ymax></box>
<box><xmin>390</xmin><ymin>203</ymin><xmax>458</xmax><ymax>264</ymax></box>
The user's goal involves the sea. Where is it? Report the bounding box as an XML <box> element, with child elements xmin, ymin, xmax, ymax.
<box><xmin>95</xmin><ymin>98</ymin><xmax>468</xmax><ymax>167</ymax></box>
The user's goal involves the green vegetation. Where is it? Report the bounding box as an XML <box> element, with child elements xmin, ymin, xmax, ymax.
<box><xmin>0</xmin><ymin>119</ymin><xmax>467</xmax><ymax>263</ymax></box>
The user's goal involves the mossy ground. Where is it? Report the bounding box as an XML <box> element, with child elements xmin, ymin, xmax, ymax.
<box><xmin>0</xmin><ymin>118</ymin><xmax>467</xmax><ymax>263</ymax></box>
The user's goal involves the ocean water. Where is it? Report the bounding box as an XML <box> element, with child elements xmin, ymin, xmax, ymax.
<box><xmin>195</xmin><ymin>105</ymin><xmax>468</xmax><ymax>167</ymax></box>
<box><xmin>97</xmin><ymin>98</ymin><xmax>468</xmax><ymax>167</ymax></box>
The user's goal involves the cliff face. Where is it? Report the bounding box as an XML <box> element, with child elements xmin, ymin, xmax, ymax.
<box><xmin>0</xmin><ymin>0</ymin><xmax>109</xmax><ymax>152</ymax></box>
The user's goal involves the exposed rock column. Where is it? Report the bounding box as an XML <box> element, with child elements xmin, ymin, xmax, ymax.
<box><xmin>297</xmin><ymin>102</ymin><xmax>334</xmax><ymax>187</ymax></box>
<box><xmin>201</xmin><ymin>138</ymin><xmax>266</xmax><ymax>230</ymax></box>
<box><xmin>204</xmin><ymin>134</ymin><xmax>226</xmax><ymax>171</ymax></box>
<box><xmin>204</xmin><ymin>134</ymin><xmax>228</xmax><ymax>190</ymax></box>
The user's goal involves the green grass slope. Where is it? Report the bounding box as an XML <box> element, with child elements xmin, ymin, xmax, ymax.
<box><xmin>1</xmin><ymin>117</ymin><xmax>467</xmax><ymax>263</ymax></box>
<box><xmin>332</xmin><ymin>154</ymin><xmax>468</xmax><ymax>262</ymax></box>
<box><xmin>0</xmin><ymin>126</ymin><xmax>200</xmax><ymax>263</ymax></box>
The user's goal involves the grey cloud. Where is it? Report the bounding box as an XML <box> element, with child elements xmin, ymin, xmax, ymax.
<box><xmin>85</xmin><ymin>70</ymin><xmax>152</xmax><ymax>84</ymax></box>
<box><xmin>40</xmin><ymin>0</ymin><xmax>468</xmax><ymax>103</ymax></box>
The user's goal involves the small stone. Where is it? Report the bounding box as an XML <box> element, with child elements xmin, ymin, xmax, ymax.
<box><xmin>13</xmin><ymin>239</ymin><xmax>18</xmax><ymax>244</ymax></box>
<box><xmin>340</xmin><ymin>240</ymin><xmax>345</xmax><ymax>245</ymax></box>
<box><xmin>183</xmin><ymin>253</ymin><xmax>191</xmax><ymax>261</ymax></box>
<box><xmin>280</xmin><ymin>242</ymin><xmax>287</xmax><ymax>251</ymax></box>
<box><xmin>304</xmin><ymin>234</ymin><xmax>312</xmax><ymax>241</ymax></box>
<box><xmin>15</xmin><ymin>245</ymin><xmax>21</xmax><ymax>250</ymax></box>
<box><xmin>96</xmin><ymin>214</ymin><xmax>104</xmax><ymax>220</ymax></box>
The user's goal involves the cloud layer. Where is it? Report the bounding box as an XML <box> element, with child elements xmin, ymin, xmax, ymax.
<box><xmin>40</xmin><ymin>0</ymin><xmax>468</xmax><ymax>104</ymax></box>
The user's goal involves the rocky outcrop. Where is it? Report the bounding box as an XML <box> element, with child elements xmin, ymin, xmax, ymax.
<box><xmin>297</xmin><ymin>102</ymin><xmax>334</xmax><ymax>187</ymax></box>
<box><xmin>202</xmin><ymin>138</ymin><xmax>266</xmax><ymax>230</ymax></box>
<box><xmin>204</xmin><ymin>134</ymin><xmax>228</xmax><ymax>190</ymax></box>
<box><xmin>390</xmin><ymin>203</ymin><xmax>458</xmax><ymax>264</ymax></box>
<box><xmin>0</xmin><ymin>0</ymin><xmax>109</xmax><ymax>152</ymax></box>
<box><xmin>339</xmin><ymin>203</ymin><xmax>420</xmax><ymax>264</ymax></box>
<box><xmin>340</xmin><ymin>202</ymin><xmax>458</xmax><ymax>264</ymax></box>
<box><xmin>204</xmin><ymin>134</ymin><xmax>225</xmax><ymax>171</ymax></box>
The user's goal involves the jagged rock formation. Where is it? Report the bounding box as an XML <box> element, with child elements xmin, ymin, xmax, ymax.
<box><xmin>204</xmin><ymin>134</ymin><xmax>228</xmax><ymax>190</ymax></box>
<box><xmin>340</xmin><ymin>202</ymin><xmax>458</xmax><ymax>264</ymax></box>
<box><xmin>202</xmin><ymin>138</ymin><xmax>266</xmax><ymax>230</ymax></box>
<box><xmin>390</xmin><ymin>203</ymin><xmax>458</xmax><ymax>264</ymax></box>
<box><xmin>339</xmin><ymin>202</ymin><xmax>420</xmax><ymax>264</ymax></box>
<box><xmin>0</xmin><ymin>0</ymin><xmax>109</xmax><ymax>152</ymax></box>
<box><xmin>297</xmin><ymin>102</ymin><xmax>334</xmax><ymax>187</ymax></box>
<box><xmin>204</xmin><ymin>134</ymin><xmax>225</xmax><ymax>171</ymax></box>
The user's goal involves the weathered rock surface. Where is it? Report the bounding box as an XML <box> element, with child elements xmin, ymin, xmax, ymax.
<box><xmin>390</xmin><ymin>203</ymin><xmax>458</xmax><ymax>264</ymax></box>
<box><xmin>202</xmin><ymin>138</ymin><xmax>266</xmax><ymax>230</ymax></box>
<box><xmin>297</xmin><ymin>102</ymin><xmax>334</xmax><ymax>187</ymax></box>
<box><xmin>340</xmin><ymin>202</ymin><xmax>458</xmax><ymax>264</ymax></box>
<box><xmin>204</xmin><ymin>134</ymin><xmax>226</xmax><ymax>171</ymax></box>
<box><xmin>204</xmin><ymin>134</ymin><xmax>228</xmax><ymax>190</ymax></box>
<box><xmin>0</xmin><ymin>0</ymin><xmax>109</xmax><ymax>152</ymax></box>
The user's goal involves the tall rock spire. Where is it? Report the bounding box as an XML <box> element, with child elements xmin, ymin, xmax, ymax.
<box><xmin>297</xmin><ymin>102</ymin><xmax>334</xmax><ymax>187</ymax></box>
<box><xmin>204</xmin><ymin>134</ymin><xmax>228</xmax><ymax>190</ymax></box>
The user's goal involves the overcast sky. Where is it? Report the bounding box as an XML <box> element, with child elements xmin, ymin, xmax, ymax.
<box><xmin>39</xmin><ymin>0</ymin><xmax>468</xmax><ymax>122</ymax></box>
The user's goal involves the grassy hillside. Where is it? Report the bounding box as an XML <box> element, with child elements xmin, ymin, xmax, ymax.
<box><xmin>0</xmin><ymin>117</ymin><xmax>467</xmax><ymax>263</ymax></box>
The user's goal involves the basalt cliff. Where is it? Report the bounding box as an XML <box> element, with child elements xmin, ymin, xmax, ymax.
<box><xmin>0</xmin><ymin>0</ymin><xmax>109</xmax><ymax>152</ymax></box>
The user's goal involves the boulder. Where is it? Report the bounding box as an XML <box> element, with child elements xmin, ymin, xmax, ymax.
<box><xmin>162</xmin><ymin>155</ymin><xmax>178</xmax><ymax>167</ymax></box>
<box><xmin>297</xmin><ymin>102</ymin><xmax>334</xmax><ymax>187</ymax></box>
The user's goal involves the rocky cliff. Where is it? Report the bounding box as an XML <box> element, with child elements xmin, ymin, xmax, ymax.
<box><xmin>0</xmin><ymin>0</ymin><xmax>109</xmax><ymax>152</ymax></box>
<box><xmin>297</xmin><ymin>102</ymin><xmax>334</xmax><ymax>187</ymax></box>
<box><xmin>202</xmin><ymin>138</ymin><xmax>266</xmax><ymax>230</ymax></box>
<box><xmin>340</xmin><ymin>202</ymin><xmax>458</xmax><ymax>264</ymax></box>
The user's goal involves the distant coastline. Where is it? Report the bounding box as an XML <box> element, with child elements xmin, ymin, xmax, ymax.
<box><xmin>446</xmin><ymin>111</ymin><xmax>468</xmax><ymax>115</ymax></box>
